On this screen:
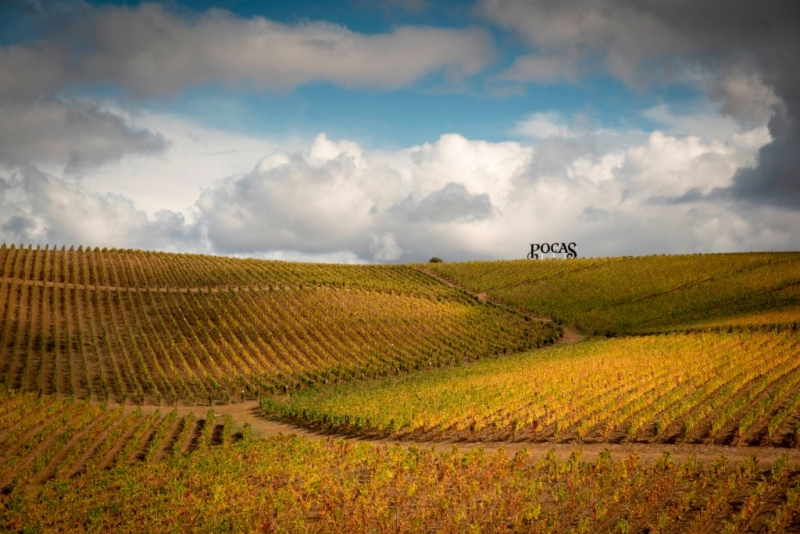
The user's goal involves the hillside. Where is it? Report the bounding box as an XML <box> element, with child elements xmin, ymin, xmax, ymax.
<box><xmin>264</xmin><ymin>331</ymin><xmax>800</xmax><ymax>447</ymax></box>
<box><xmin>0</xmin><ymin>390</ymin><xmax>232</xmax><ymax>490</ymax></box>
<box><xmin>423</xmin><ymin>252</ymin><xmax>800</xmax><ymax>335</ymax></box>
<box><xmin>264</xmin><ymin>253</ymin><xmax>800</xmax><ymax>449</ymax></box>
<box><xmin>4</xmin><ymin>430</ymin><xmax>799</xmax><ymax>533</ymax></box>
<box><xmin>0</xmin><ymin>245</ymin><xmax>559</xmax><ymax>404</ymax></box>
<box><xmin>3</xmin><ymin>245</ymin><xmax>800</xmax><ymax>532</ymax></box>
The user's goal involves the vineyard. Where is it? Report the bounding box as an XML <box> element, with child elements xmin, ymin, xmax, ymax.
<box><xmin>423</xmin><ymin>252</ymin><xmax>800</xmax><ymax>335</ymax></box>
<box><xmin>0</xmin><ymin>390</ymin><xmax>236</xmax><ymax>492</ymax></box>
<box><xmin>3</xmin><ymin>244</ymin><xmax>800</xmax><ymax>531</ymax></box>
<box><xmin>263</xmin><ymin>331</ymin><xmax>800</xmax><ymax>447</ymax></box>
<box><xmin>4</xmin><ymin>430</ymin><xmax>800</xmax><ymax>533</ymax></box>
<box><xmin>0</xmin><ymin>244</ymin><xmax>559</xmax><ymax>404</ymax></box>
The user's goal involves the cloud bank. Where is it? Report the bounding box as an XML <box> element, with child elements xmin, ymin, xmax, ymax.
<box><xmin>0</xmin><ymin>1</ymin><xmax>798</xmax><ymax>262</ymax></box>
<box><xmin>482</xmin><ymin>0</ymin><xmax>800</xmax><ymax>209</ymax></box>
<box><xmin>2</xmin><ymin>122</ymin><xmax>797</xmax><ymax>262</ymax></box>
<box><xmin>0</xmin><ymin>99</ymin><xmax>167</xmax><ymax>173</ymax></box>
<box><xmin>0</xmin><ymin>1</ymin><xmax>495</xmax><ymax>178</ymax></box>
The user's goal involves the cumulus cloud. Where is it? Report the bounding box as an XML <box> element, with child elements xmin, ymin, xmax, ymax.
<box><xmin>76</xmin><ymin>108</ymin><xmax>286</xmax><ymax>217</ymax></box>
<box><xmin>391</xmin><ymin>183</ymin><xmax>494</xmax><ymax>223</ymax></box>
<box><xmin>196</xmin><ymin>134</ymin><xmax>382</xmax><ymax>257</ymax></box>
<box><xmin>1</xmin><ymin>0</ymin><xmax>796</xmax><ymax>259</ymax></box>
<box><xmin>0</xmin><ymin>1</ymin><xmax>495</xmax><ymax>196</ymax></box>
<box><xmin>481</xmin><ymin>0</ymin><xmax>800</xmax><ymax>209</ymax></box>
<box><xmin>189</xmin><ymin>128</ymin><xmax>798</xmax><ymax>262</ymax></box>
<box><xmin>195</xmin><ymin>132</ymin><xmax>516</xmax><ymax>261</ymax></box>
<box><xmin>513</xmin><ymin>111</ymin><xmax>587</xmax><ymax>139</ymax></box>
<box><xmin>2</xmin><ymin>125</ymin><xmax>796</xmax><ymax>260</ymax></box>
<box><xmin>640</xmin><ymin>102</ymin><xmax>758</xmax><ymax>141</ymax></box>
<box><xmin>0</xmin><ymin>166</ymin><xmax>200</xmax><ymax>250</ymax></box>
<box><xmin>369</xmin><ymin>233</ymin><xmax>403</xmax><ymax>262</ymax></box>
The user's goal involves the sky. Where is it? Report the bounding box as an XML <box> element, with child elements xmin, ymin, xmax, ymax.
<box><xmin>0</xmin><ymin>0</ymin><xmax>798</xmax><ymax>263</ymax></box>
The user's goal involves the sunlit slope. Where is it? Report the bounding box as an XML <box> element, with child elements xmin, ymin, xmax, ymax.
<box><xmin>423</xmin><ymin>252</ymin><xmax>800</xmax><ymax>335</ymax></box>
<box><xmin>0</xmin><ymin>245</ymin><xmax>560</xmax><ymax>404</ymax></box>
<box><xmin>0</xmin><ymin>390</ymin><xmax>230</xmax><ymax>491</ymax></box>
<box><xmin>0</xmin><ymin>243</ymin><xmax>451</xmax><ymax>294</ymax></box>
<box><xmin>263</xmin><ymin>331</ymin><xmax>800</xmax><ymax>448</ymax></box>
<box><xmin>4</xmin><ymin>432</ymin><xmax>799</xmax><ymax>533</ymax></box>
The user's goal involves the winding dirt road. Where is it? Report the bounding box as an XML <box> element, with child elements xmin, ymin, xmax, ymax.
<box><xmin>133</xmin><ymin>400</ymin><xmax>800</xmax><ymax>468</ymax></box>
<box><xmin>91</xmin><ymin>268</ymin><xmax>798</xmax><ymax>467</ymax></box>
<box><xmin>418</xmin><ymin>268</ymin><xmax>585</xmax><ymax>346</ymax></box>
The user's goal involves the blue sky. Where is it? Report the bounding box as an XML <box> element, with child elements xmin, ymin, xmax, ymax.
<box><xmin>0</xmin><ymin>0</ymin><xmax>797</xmax><ymax>262</ymax></box>
<box><xmin>60</xmin><ymin>0</ymin><xmax>681</xmax><ymax>148</ymax></box>
<box><xmin>161</xmin><ymin>76</ymin><xmax>668</xmax><ymax>148</ymax></box>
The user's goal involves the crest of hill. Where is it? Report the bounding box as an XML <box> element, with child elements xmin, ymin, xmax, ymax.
<box><xmin>0</xmin><ymin>244</ymin><xmax>560</xmax><ymax>404</ymax></box>
<box><xmin>424</xmin><ymin>252</ymin><xmax>800</xmax><ymax>336</ymax></box>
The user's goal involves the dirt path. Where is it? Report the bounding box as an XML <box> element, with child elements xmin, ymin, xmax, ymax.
<box><xmin>128</xmin><ymin>401</ymin><xmax>800</xmax><ymax>467</ymax></box>
<box><xmin>76</xmin><ymin>262</ymin><xmax>606</xmax><ymax>464</ymax></box>
<box><xmin>19</xmin><ymin>268</ymin><xmax>797</xmax><ymax>467</ymax></box>
<box><xmin>418</xmin><ymin>268</ymin><xmax>585</xmax><ymax>346</ymax></box>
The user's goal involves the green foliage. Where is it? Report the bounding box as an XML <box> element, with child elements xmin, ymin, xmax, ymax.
<box><xmin>2</xmin><ymin>247</ymin><xmax>800</xmax><ymax>532</ymax></box>
<box><xmin>3</xmin><ymin>433</ymin><xmax>798</xmax><ymax>533</ymax></box>
<box><xmin>424</xmin><ymin>252</ymin><xmax>800</xmax><ymax>334</ymax></box>
<box><xmin>264</xmin><ymin>331</ymin><xmax>800</xmax><ymax>446</ymax></box>
<box><xmin>0</xmin><ymin>246</ymin><xmax>560</xmax><ymax>403</ymax></box>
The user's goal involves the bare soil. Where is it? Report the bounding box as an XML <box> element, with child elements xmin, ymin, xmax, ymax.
<box><xmin>129</xmin><ymin>400</ymin><xmax>800</xmax><ymax>468</ymax></box>
<box><xmin>5</xmin><ymin>269</ymin><xmax>797</xmax><ymax>475</ymax></box>
<box><xmin>419</xmin><ymin>268</ymin><xmax>585</xmax><ymax>346</ymax></box>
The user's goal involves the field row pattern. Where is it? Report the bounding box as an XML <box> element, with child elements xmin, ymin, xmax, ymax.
<box><xmin>0</xmin><ymin>244</ymin><xmax>452</xmax><ymax>297</ymax></box>
<box><xmin>263</xmin><ymin>332</ymin><xmax>800</xmax><ymax>448</ymax></box>
<box><xmin>3</xmin><ymin>431</ymin><xmax>800</xmax><ymax>533</ymax></box>
<box><xmin>0</xmin><ymin>391</ymin><xmax>234</xmax><ymax>492</ymax></box>
<box><xmin>424</xmin><ymin>253</ymin><xmax>800</xmax><ymax>334</ymax></box>
<box><xmin>0</xmin><ymin>248</ymin><xmax>559</xmax><ymax>403</ymax></box>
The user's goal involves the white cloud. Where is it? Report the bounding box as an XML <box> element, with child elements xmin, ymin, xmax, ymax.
<box><xmin>0</xmin><ymin>3</ymin><xmax>494</xmax><ymax>98</ymax></box>
<box><xmin>369</xmin><ymin>233</ymin><xmax>403</xmax><ymax>262</ymax></box>
<box><xmin>189</xmin><ymin>121</ymin><xmax>791</xmax><ymax>261</ymax></box>
<box><xmin>1</xmin><ymin>105</ymin><xmax>792</xmax><ymax>261</ymax></box>
<box><xmin>0</xmin><ymin>166</ymin><xmax>200</xmax><ymax>250</ymax></box>
<box><xmin>479</xmin><ymin>0</ymin><xmax>800</xmax><ymax>209</ymax></box>
<box><xmin>391</xmin><ymin>182</ymin><xmax>494</xmax><ymax>224</ymax></box>
<box><xmin>193</xmin><ymin>131</ymin><xmax>526</xmax><ymax>260</ymax></box>
<box><xmin>641</xmin><ymin>102</ymin><xmax>768</xmax><ymax>141</ymax></box>
<box><xmin>514</xmin><ymin>111</ymin><xmax>580</xmax><ymax>139</ymax></box>
<box><xmin>618</xmin><ymin>131</ymin><xmax>753</xmax><ymax>199</ymax></box>
<box><xmin>77</xmin><ymin>108</ymin><xmax>290</xmax><ymax>218</ymax></box>
<box><xmin>0</xmin><ymin>3</ymin><xmax>496</xmax><ymax>199</ymax></box>
<box><xmin>196</xmin><ymin>133</ymin><xmax>381</xmax><ymax>255</ymax></box>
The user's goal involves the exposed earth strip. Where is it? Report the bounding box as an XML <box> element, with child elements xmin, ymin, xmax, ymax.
<box><xmin>43</xmin><ymin>268</ymin><xmax>794</xmax><ymax>467</ymax></box>
<box><xmin>135</xmin><ymin>400</ymin><xmax>800</xmax><ymax>468</ymax></box>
